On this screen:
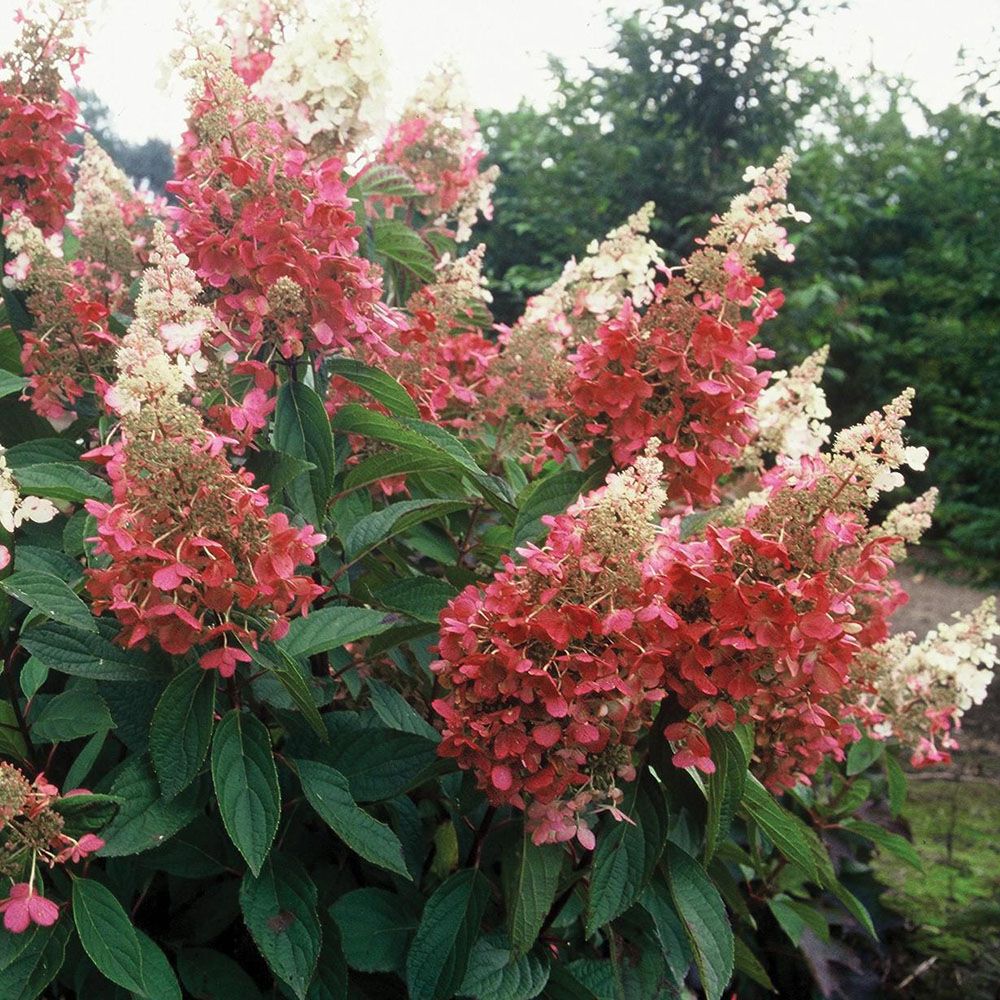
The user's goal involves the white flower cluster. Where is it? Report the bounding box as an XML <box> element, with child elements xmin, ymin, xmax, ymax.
<box><xmin>108</xmin><ymin>226</ymin><xmax>212</xmax><ymax>417</ymax></box>
<box><xmin>254</xmin><ymin>0</ymin><xmax>388</xmax><ymax>152</ymax></box>
<box><xmin>432</xmin><ymin>245</ymin><xmax>493</xmax><ymax>308</ymax></box>
<box><xmin>1</xmin><ymin>212</ymin><xmax>63</xmax><ymax>290</ymax></box>
<box><xmin>0</xmin><ymin>450</ymin><xmax>58</xmax><ymax>534</ymax></box>
<box><xmin>879</xmin><ymin>487</ymin><xmax>939</xmax><ymax>556</ymax></box>
<box><xmin>832</xmin><ymin>388</ymin><xmax>929</xmax><ymax>500</ymax></box>
<box><xmin>524</xmin><ymin>202</ymin><xmax>663</xmax><ymax>335</ymax></box>
<box><xmin>743</xmin><ymin>345</ymin><xmax>831</xmax><ymax>467</ymax></box>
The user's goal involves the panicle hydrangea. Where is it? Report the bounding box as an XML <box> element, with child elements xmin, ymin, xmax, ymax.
<box><xmin>0</xmin><ymin>447</ymin><xmax>58</xmax><ymax>534</ymax></box>
<box><xmin>740</xmin><ymin>345</ymin><xmax>831</xmax><ymax>468</ymax></box>
<box><xmin>379</xmin><ymin>64</ymin><xmax>499</xmax><ymax>242</ymax></box>
<box><xmin>365</xmin><ymin>246</ymin><xmax>501</xmax><ymax>427</ymax></box>
<box><xmin>855</xmin><ymin>599</ymin><xmax>998</xmax><ymax>767</ymax></box>
<box><xmin>83</xmin><ymin>229</ymin><xmax>325</xmax><ymax>676</ymax></box>
<box><xmin>878</xmin><ymin>487</ymin><xmax>938</xmax><ymax>558</ymax></box>
<box><xmin>248</xmin><ymin>0</ymin><xmax>388</xmax><ymax>153</ymax></box>
<box><xmin>432</xmin><ymin>445</ymin><xmax>670</xmax><ymax>849</ymax></box>
<box><xmin>168</xmin><ymin>43</ymin><xmax>398</xmax><ymax>362</ymax></box>
<box><xmin>0</xmin><ymin>1</ymin><xmax>86</xmax><ymax>234</ymax></box>
<box><xmin>0</xmin><ymin>763</ymin><xmax>104</xmax><ymax>934</ymax></box>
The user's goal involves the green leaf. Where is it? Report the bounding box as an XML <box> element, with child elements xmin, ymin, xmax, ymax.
<box><xmin>307</xmin><ymin>914</ymin><xmax>348</xmax><ymax>1000</ymax></box>
<box><xmin>12</xmin><ymin>462</ymin><xmax>111</xmax><ymax>503</ymax></box>
<box><xmin>30</xmin><ymin>686</ymin><xmax>114</xmax><ymax>742</ymax></box>
<box><xmin>329</xmin><ymin>405</ymin><xmax>515</xmax><ymax>518</ymax></box>
<box><xmin>240</xmin><ymin>852</ymin><xmax>322</xmax><ymax>1000</ymax></box>
<box><xmin>149</xmin><ymin>665</ymin><xmax>216</xmax><ymax>800</ymax></box>
<box><xmin>178</xmin><ymin>948</ymin><xmax>266</xmax><ymax>1000</ymax></box>
<box><xmin>318</xmin><ymin>725</ymin><xmax>441</xmax><ymax>802</ymax></box>
<box><xmin>330</xmin><ymin>887</ymin><xmax>420</xmax><ymax>974</ymax></box>
<box><xmin>13</xmin><ymin>544</ymin><xmax>82</xmax><ymax>582</ymax></box>
<box><xmin>585</xmin><ymin>774</ymin><xmax>668</xmax><ymax>936</ymax></box>
<box><xmin>768</xmin><ymin>897</ymin><xmax>830</xmax><ymax>946</ymax></box>
<box><xmin>3</xmin><ymin>439</ymin><xmax>80</xmax><ymax>468</ymax></box>
<box><xmin>373</xmin><ymin>219</ymin><xmax>436</xmax><ymax>282</ymax></box>
<box><xmin>50</xmin><ymin>792</ymin><xmax>119</xmax><ymax>836</ymax></box>
<box><xmin>212</xmin><ymin>709</ymin><xmax>281</xmax><ymax>876</ymax></box>
<box><xmin>886</xmin><ymin>752</ymin><xmax>907</xmax><ymax>817</ymax></box>
<box><xmin>0</xmin><ymin>923</ymin><xmax>68</xmax><ymax>1000</ymax></box>
<box><xmin>62</xmin><ymin>729</ymin><xmax>108</xmax><ymax>789</ymax></box>
<box><xmin>295</xmin><ymin>758</ymin><xmax>410</xmax><ymax>877</ymax></box>
<box><xmin>503</xmin><ymin>829</ymin><xmax>564</xmax><ymax>956</ymax></box>
<box><xmin>367</xmin><ymin>677</ymin><xmax>440</xmax><ymax>740</ymax></box>
<box><xmin>326</xmin><ymin>356</ymin><xmax>418</xmax><ymax>417</ymax></box>
<box><xmin>828</xmin><ymin>880</ymin><xmax>877</xmax><ymax>939</ymax></box>
<box><xmin>20</xmin><ymin>618</ymin><xmax>170</xmax><ymax>682</ymax></box>
<box><xmin>341</xmin><ymin>449</ymin><xmax>455</xmax><ymax>493</ymax></box>
<box><xmin>273</xmin><ymin>380</ymin><xmax>336</xmax><ymax>524</ymax></box>
<box><xmin>740</xmin><ymin>775</ymin><xmax>820</xmax><ymax>882</ymax></box>
<box><xmin>372</xmin><ymin>575</ymin><xmax>457</xmax><ymax>623</ymax></box>
<box><xmin>355</xmin><ymin>163</ymin><xmax>421</xmax><ymax>199</ymax></box>
<box><xmin>458</xmin><ymin>933</ymin><xmax>549</xmax><ymax>1000</ymax></box>
<box><xmin>135</xmin><ymin>929</ymin><xmax>182</xmax><ymax>1000</ymax></box>
<box><xmin>840</xmin><ymin>818</ymin><xmax>921</xmax><ymax>867</ymax></box>
<box><xmin>0</xmin><ymin>323</ymin><xmax>22</xmax><ymax>373</ymax></box>
<box><xmin>513</xmin><ymin>469</ymin><xmax>588</xmax><ymax>547</ymax></box>
<box><xmin>638</xmin><ymin>881</ymin><xmax>692</xmax><ymax>986</ymax></box>
<box><xmin>279</xmin><ymin>605</ymin><xmax>397</xmax><ymax>659</ymax></box>
<box><xmin>704</xmin><ymin>728</ymin><xmax>749</xmax><ymax>862</ymax></box>
<box><xmin>248</xmin><ymin>641</ymin><xmax>327</xmax><ymax>741</ymax></box>
<box><xmin>72</xmin><ymin>877</ymin><xmax>146</xmax><ymax>994</ymax></box>
<box><xmin>0</xmin><ymin>370</ymin><xmax>25</xmax><ymax>400</ymax></box>
<box><xmin>846</xmin><ymin>736</ymin><xmax>884</xmax><ymax>776</ymax></box>
<box><xmin>243</xmin><ymin>450</ymin><xmax>316</xmax><ymax>496</ymax></box>
<box><xmin>0</xmin><ymin>569</ymin><xmax>95</xmax><ymax>632</ymax></box>
<box><xmin>0</xmin><ymin>702</ymin><xmax>27</xmax><ymax>761</ymax></box>
<box><xmin>664</xmin><ymin>843</ymin><xmax>734</xmax><ymax>1000</ymax></box>
<box><xmin>406</xmin><ymin>869</ymin><xmax>489</xmax><ymax>1000</ymax></box>
<box><xmin>343</xmin><ymin>498</ymin><xmax>470</xmax><ymax>560</ymax></box>
<box><xmin>98</xmin><ymin>754</ymin><xmax>203</xmax><ymax>857</ymax></box>
<box><xmin>733</xmin><ymin>936</ymin><xmax>775</xmax><ymax>992</ymax></box>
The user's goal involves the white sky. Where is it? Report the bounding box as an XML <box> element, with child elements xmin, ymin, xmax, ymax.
<box><xmin>1</xmin><ymin>0</ymin><xmax>997</xmax><ymax>144</ymax></box>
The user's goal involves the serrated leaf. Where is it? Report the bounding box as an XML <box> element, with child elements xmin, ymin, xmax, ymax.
<box><xmin>373</xmin><ymin>219</ymin><xmax>436</xmax><ymax>282</ymax></box>
<box><xmin>273</xmin><ymin>380</ymin><xmax>336</xmax><ymax>524</ymax></box>
<box><xmin>458</xmin><ymin>933</ymin><xmax>549</xmax><ymax>1000</ymax></box>
<box><xmin>306</xmin><ymin>914</ymin><xmax>348</xmax><ymax>1000</ymax></box>
<box><xmin>664</xmin><ymin>843</ymin><xmax>734</xmax><ymax>1000</ymax></box>
<box><xmin>638</xmin><ymin>881</ymin><xmax>692</xmax><ymax>986</ymax></box>
<box><xmin>248</xmin><ymin>641</ymin><xmax>327</xmax><ymax>740</ymax></box>
<box><xmin>136</xmin><ymin>929</ymin><xmax>182</xmax><ymax>1000</ymax></box>
<box><xmin>740</xmin><ymin>775</ymin><xmax>820</xmax><ymax>882</ymax></box>
<box><xmin>72</xmin><ymin>878</ymin><xmax>146</xmax><ymax>994</ymax></box>
<box><xmin>240</xmin><ymin>852</ymin><xmax>322</xmax><ymax>1000</ymax></box>
<box><xmin>885</xmin><ymin>752</ymin><xmax>907</xmax><ymax>817</ymax></box>
<box><xmin>212</xmin><ymin>710</ymin><xmax>281</xmax><ymax>876</ymax></box>
<box><xmin>0</xmin><ymin>569</ymin><xmax>95</xmax><ymax>632</ymax></box>
<box><xmin>50</xmin><ymin>792</ymin><xmax>119</xmax><ymax>836</ymax></box>
<box><xmin>0</xmin><ymin>370</ymin><xmax>25</xmax><ymax>400</ymax></box>
<box><xmin>0</xmin><ymin>922</ymin><xmax>67</xmax><ymax>1000</ymax></box>
<box><xmin>295</xmin><ymin>758</ymin><xmax>410</xmax><ymax>877</ymax></box>
<box><xmin>244</xmin><ymin>449</ymin><xmax>316</xmax><ymax>496</ymax></box>
<box><xmin>367</xmin><ymin>677</ymin><xmax>440</xmax><ymax>740</ymax></box>
<box><xmin>318</xmin><ymin>725</ymin><xmax>441</xmax><ymax>802</ymax></box>
<box><xmin>98</xmin><ymin>754</ymin><xmax>203</xmax><ymax>857</ymax></box>
<box><xmin>513</xmin><ymin>469</ymin><xmax>588</xmax><ymax>547</ymax></box>
<box><xmin>330</xmin><ymin>887</ymin><xmax>420</xmax><ymax>974</ymax></box>
<box><xmin>341</xmin><ymin>449</ymin><xmax>455</xmax><ymax>493</ymax></box>
<box><xmin>768</xmin><ymin>897</ymin><xmax>830</xmax><ymax>946</ymax></box>
<box><xmin>344</xmin><ymin>498</ymin><xmax>470</xmax><ymax>559</ymax></box>
<box><xmin>3</xmin><ymin>439</ymin><xmax>79</xmax><ymax>468</ymax></box>
<box><xmin>704</xmin><ymin>728</ymin><xmax>749</xmax><ymax>862</ymax></box>
<box><xmin>585</xmin><ymin>774</ymin><xmax>668</xmax><ymax>936</ymax></box>
<box><xmin>840</xmin><ymin>818</ymin><xmax>921</xmax><ymax>867</ymax></box>
<box><xmin>30</xmin><ymin>686</ymin><xmax>114</xmax><ymax>742</ymax></box>
<box><xmin>13</xmin><ymin>544</ymin><xmax>82</xmax><ymax>582</ymax></box>
<box><xmin>733</xmin><ymin>936</ymin><xmax>774</xmax><ymax>992</ymax></box>
<box><xmin>149</xmin><ymin>665</ymin><xmax>216</xmax><ymax>800</ymax></box>
<box><xmin>846</xmin><ymin>736</ymin><xmax>884</xmax><ymax>776</ymax></box>
<box><xmin>503</xmin><ymin>828</ymin><xmax>564</xmax><ymax>956</ymax></box>
<box><xmin>279</xmin><ymin>605</ymin><xmax>398</xmax><ymax>659</ymax></box>
<box><xmin>326</xmin><ymin>356</ymin><xmax>418</xmax><ymax>417</ymax></box>
<box><xmin>355</xmin><ymin>163</ymin><xmax>421</xmax><ymax>199</ymax></box>
<box><xmin>20</xmin><ymin>618</ymin><xmax>169</xmax><ymax>682</ymax></box>
<box><xmin>372</xmin><ymin>575</ymin><xmax>457</xmax><ymax>623</ymax></box>
<box><xmin>12</xmin><ymin>462</ymin><xmax>111</xmax><ymax>503</ymax></box>
<box><xmin>406</xmin><ymin>869</ymin><xmax>489</xmax><ymax>1000</ymax></box>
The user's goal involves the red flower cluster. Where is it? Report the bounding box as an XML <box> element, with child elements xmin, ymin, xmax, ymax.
<box><xmin>169</xmin><ymin>59</ymin><xmax>396</xmax><ymax>362</ymax></box>
<box><xmin>84</xmin><ymin>435</ymin><xmax>325</xmax><ymax>676</ymax></box>
<box><xmin>569</xmin><ymin>295</ymin><xmax>772</xmax><ymax>507</ymax></box>
<box><xmin>0</xmin><ymin>763</ymin><xmax>103</xmax><ymax>933</ymax></box>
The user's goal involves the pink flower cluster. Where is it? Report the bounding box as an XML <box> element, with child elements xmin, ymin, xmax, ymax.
<box><xmin>0</xmin><ymin>764</ymin><xmax>103</xmax><ymax>933</ymax></box>
<box><xmin>84</xmin><ymin>437</ymin><xmax>324</xmax><ymax>676</ymax></box>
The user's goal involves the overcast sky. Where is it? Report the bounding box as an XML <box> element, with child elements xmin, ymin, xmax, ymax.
<box><xmin>1</xmin><ymin>0</ymin><xmax>996</xmax><ymax>144</ymax></box>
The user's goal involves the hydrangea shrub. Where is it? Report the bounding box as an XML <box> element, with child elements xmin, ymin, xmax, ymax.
<box><xmin>0</xmin><ymin>3</ymin><xmax>995</xmax><ymax>998</ymax></box>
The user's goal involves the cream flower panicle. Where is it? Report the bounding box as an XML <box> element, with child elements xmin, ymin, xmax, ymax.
<box><xmin>0</xmin><ymin>450</ymin><xmax>58</xmax><ymax>534</ymax></box>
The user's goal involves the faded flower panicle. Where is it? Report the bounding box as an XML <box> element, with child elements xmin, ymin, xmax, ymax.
<box><xmin>858</xmin><ymin>599</ymin><xmax>999</xmax><ymax>767</ymax></box>
<box><xmin>0</xmin><ymin>447</ymin><xmax>58</xmax><ymax>534</ymax></box>
<box><xmin>380</xmin><ymin>64</ymin><xmax>499</xmax><ymax>242</ymax></box>
<box><xmin>0</xmin><ymin>1</ymin><xmax>86</xmax><ymax>233</ymax></box>
<box><xmin>252</xmin><ymin>0</ymin><xmax>388</xmax><ymax>153</ymax></box>
<box><xmin>0</xmin><ymin>763</ymin><xmax>104</xmax><ymax>933</ymax></box>
<box><xmin>879</xmin><ymin>487</ymin><xmax>939</xmax><ymax>557</ymax></box>
<box><xmin>741</xmin><ymin>345</ymin><xmax>831</xmax><ymax>468</ymax></box>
